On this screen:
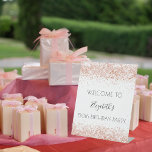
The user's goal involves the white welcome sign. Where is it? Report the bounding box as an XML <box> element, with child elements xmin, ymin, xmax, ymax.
<box><xmin>72</xmin><ymin>62</ymin><xmax>137</xmax><ymax>143</ymax></box>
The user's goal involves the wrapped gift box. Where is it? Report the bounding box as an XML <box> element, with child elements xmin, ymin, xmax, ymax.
<box><xmin>37</xmin><ymin>28</ymin><xmax>70</xmax><ymax>66</ymax></box>
<box><xmin>45</xmin><ymin>103</ymin><xmax>68</xmax><ymax>137</ymax></box>
<box><xmin>13</xmin><ymin>105</ymin><xmax>41</xmax><ymax>142</ymax></box>
<box><xmin>136</xmin><ymin>74</ymin><xmax>149</xmax><ymax>88</ymax></box>
<box><xmin>150</xmin><ymin>83</ymin><xmax>152</xmax><ymax>90</ymax></box>
<box><xmin>139</xmin><ymin>90</ymin><xmax>152</xmax><ymax>122</ymax></box>
<box><xmin>0</xmin><ymin>145</ymin><xmax>40</xmax><ymax>152</ymax></box>
<box><xmin>135</xmin><ymin>85</ymin><xmax>148</xmax><ymax>95</ymax></box>
<box><xmin>1</xmin><ymin>100</ymin><xmax>22</xmax><ymax>136</ymax></box>
<box><xmin>0</xmin><ymin>70</ymin><xmax>20</xmax><ymax>90</ymax></box>
<box><xmin>22</xmin><ymin>63</ymin><xmax>48</xmax><ymax>80</ymax></box>
<box><xmin>25</xmin><ymin>96</ymin><xmax>47</xmax><ymax>133</ymax></box>
<box><xmin>130</xmin><ymin>95</ymin><xmax>140</xmax><ymax>131</ymax></box>
<box><xmin>2</xmin><ymin>93</ymin><xmax>23</xmax><ymax>103</ymax></box>
<box><xmin>49</xmin><ymin>62</ymin><xmax>81</xmax><ymax>85</ymax></box>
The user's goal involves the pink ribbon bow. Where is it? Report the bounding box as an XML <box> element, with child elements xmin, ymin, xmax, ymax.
<box><xmin>136</xmin><ymin>74</ymin><xmax>149</xmax><ymax>79</ymax></box>
<box><xmin>24</xmin><ymin>96</ymin><xmax>47</xmax><ymax>104</ymax></box>
<box><xmin>2</xmin><ymin>100</ymin><xmax>22</xmax><ymax>107</ymax></box>
<box><xmin>16</xmin><ymin>105</ymin><xmax>38</xmax><ymax>113</ymax></box>
<box><xmin>34</xmin><ymin>28</ymin><xmax>70</xmax><ymax>44</ymax></box>
<box><xmin>51</xmin><ymin>46</ymin><xmax>89</xmax><ymax>63</ymax></box>
<box><xmin>47</xmin><ymin>103</ymin><xmax>68</xmax><ymax>109</ymax></box>
<box><xmin>2</xmin><ymin>93</ymin><xmax>22</xmax><ymax>99</ymax></box>
<box><xmin>0</xmin><ymin>70</ymin><xmax>18</xmax><ymax>79</ymax></box>
<box><xmin>143</xmin><ymin>90</ymin><xmax>152</xmax><ymax>96</ymax></box>
<box><xmin>135</xmin><ymin>85</ymin><xmax>146</xmax><ymax>90</ymax></box>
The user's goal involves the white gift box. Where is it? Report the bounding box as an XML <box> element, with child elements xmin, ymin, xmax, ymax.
<box><xmin>40</xmin><ymin>38</ymin><xmax>69</xmax><ymax>66</ymax></box>
<box><xmin>49</xmin><ymin>62</ymin><xmax>81</xmax><ymax>85</ymax></box>
<box><xmin>22</xmin><ymin>63</ymin><xmax>48</xmax><ymax>80</ymax></box>
<box><xmin>45</xmin><ymin>103</ymin><xmax>68</xmax><ymax>137</ymax></box>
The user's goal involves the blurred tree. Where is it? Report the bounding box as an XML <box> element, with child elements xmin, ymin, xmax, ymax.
<box><xmin>0</xmin><ymin>0</ymin><xmax>4</xmax><ymax>15</ymax></box>
<box><xmin>18</xmin><ymin>0</ymin><xmax>42</xmax><ymax>49</ymax></box>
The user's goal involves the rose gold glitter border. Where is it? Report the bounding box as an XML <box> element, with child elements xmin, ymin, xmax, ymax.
<box><xmin>80</xmin><ymin>62</ymin><xmax>137</xmax><ymax>82</ymax></box>
<box><xmin>72</xmin><ymin>122</ymin><xmax>128</xmax><ymax>143</ymax></box>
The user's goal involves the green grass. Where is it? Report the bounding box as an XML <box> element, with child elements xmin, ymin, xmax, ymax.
<box><xmin>0</xmin><ymin>38</ymin><xmax>40</xmax><ymax>59</ymax></box>
<box><xmin>0</xmin><ymin>38</ymin><xmax>102</xmax><ymax>59</ymax></box>
<box><xmin>4</xmin><ymin>67</ymin><xmax>21</xmax><ymax>74</ymax></box>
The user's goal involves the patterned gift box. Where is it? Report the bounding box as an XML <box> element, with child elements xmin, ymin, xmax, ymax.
<box><xmin>136</xmin><ymin>74</ymin><xmax>149</xmax><ymax>88</ymax></box>
<box><xmin>45</xmin><ymin>103</ymin><xmax>68</xmax><ymax>137</ymax></box>
<box><xmin>130</xmin><ymin>95</ymin><xmax>140</xmax><ymax>131</ymax></box>
<box><xmin>1</xmin><ymin>100</ymin><xmax>22</xmax><ymax>136</ymax></box>
<box><xmin>25</xmin><ymin>96</ymin><xmax>47</xmax><ymax>133</ymax></box>
<box><xmin>22</xmin><ymin>63</ymin><xmax>48</xmax><ymax>80</ymax></box>
<box><xmin>13</xmin><ymin>105</ymin><xmax>41</xmax><ymax>142</ymax></box>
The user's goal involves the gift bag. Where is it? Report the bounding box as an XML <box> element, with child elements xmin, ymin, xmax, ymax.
<box><xmin>130</xmin><ymin>95</ymin><xmax>140</xmax><ymax>131</ymax></box>
<box><xmin>139</xmin><ymin>90</ymin><xmax>152</xmax><ymax>122</ymax></box>
<box><xmin>136</xmin><ymin>74</ymin><xmax>149</xmax><ymax>88</ymax></box>
<box><xmin>34</xmin><ymin>28</ymin><xmax>70</xmax><ymax>66</ymax></box>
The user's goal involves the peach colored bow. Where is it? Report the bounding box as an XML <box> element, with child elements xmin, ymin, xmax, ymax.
<box><xmin>136</xmin><ymin>74</ymin><xmax>149</xmax><ymax>79</ymax></box>
<box><xmin>24</xmin><ymin>96</ymin><xmax>47</xmax><ymax>104</ymax></box>
<box><xmin>34</xmin><ymin>28</ymin><xmax>70</xmax><ymax>43</ymax></box>
<box><xmin>47</xmin><ymin>103</ymin><xmax>68</xmax><ymax>109</ymax></box>
<box><xmin>143</xmin><ymin>90</ymin><xmax>152</xmax><ymax>96</ymax></box>
<box><xmin>51</xmin><ymin>46</ymin><xmax>89</xmax><ymax>62</ymax></box>
<box><xmin>2</xmin><ymin>93</ymin><xmax>22</xmax><ymax>99</ymax></box>
<box><xmin>16</xmin><ymin>105</ymin><xmax>38</xmax><ymax>113</ymax></box>
<box><xmin>0</xmin><ymin>70</ymin><xmax>18</xmax><ymax>79</ymax></box>
<box><xmin>135</xmin><ymin>85</ymin><xmax>146</xmax><ymax>90</ymax></box>
<box><xmin>2</xmin><ymin>100</ymin><xmax>22</xmax><ymax>107</ymax></box>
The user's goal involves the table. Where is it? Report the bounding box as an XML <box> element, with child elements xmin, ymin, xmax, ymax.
<box><xmin>0</xmin><ymin>79</ymin><xmax>152</xmax><ymax>152</ymax></box>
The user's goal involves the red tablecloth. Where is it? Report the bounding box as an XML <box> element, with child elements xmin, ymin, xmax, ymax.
<box><xmin>0</xmin><ymin>79</ymin><xmax>152</xmax><ymax>152</ymax></box>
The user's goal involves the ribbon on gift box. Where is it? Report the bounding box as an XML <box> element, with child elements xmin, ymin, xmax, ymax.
<box><xmin>135</xmin><ymin>85</ymin><xmax>146</xmax><ymax>90</ymax></box>
<box><xmin>46</xmin><ymin>103</ymin><xmax>68</xmax><ymax>136</ymax></box>
<box><xmin>0</xmin><ymin>70</ymin><xmax>18</xmax><ymax>79</ymax></box>
<box><xmin>15</xmin><ymin>105</ymin><xmax>38</xmax><ymax>138</ymax></box>
<box><xmin>47</xmin><ymin>103</ymin><xmax>69</xmax><ymax>109</ymax></box>
<box><xmin>2</xmin><ymin>100</ymin><xmax>22</xmax><ymax>107</ymax></box>
<box><xmin>2</xmin><ymin>93</ymin><xmax>22</xmax><ymax>99</ymax></box>
<box><xmin>50</xmin><ymin>46</ymin><xmax>89</xmax><ymax>84</ymax></box>
<box><xmin>24</xmin><ymin>96</ymin><xmax>47</xmax><ymax>104</ymax></box>
<box><xmin>136</xmin><ymin>74</ymin><xmax>149</xmax><ymax>79</ymax></box>
<box><xmin>34</xmin><ymin>28</ymin><xmax>70</xmax><ymax>53</ymax></box>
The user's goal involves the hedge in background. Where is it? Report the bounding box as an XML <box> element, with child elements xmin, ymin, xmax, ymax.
<box><xmin>42</xmin><ymin>0</ymin><xmax>149</xmax><ymax>25</ymax></box>
<box><xmin>0</xmin><ymin>16</ymin><xmax>15</xmax><ymax>38</ymax></box>
<box><xmin>42</xmin><ymin>17</ymin><xmax>152</xmax><ymax>57</ymax></box>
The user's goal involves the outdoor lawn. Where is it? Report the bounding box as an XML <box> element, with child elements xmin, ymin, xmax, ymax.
<box><xmin>0</xmin><ymin>38</ymin><xmax>106</xmax><ymax>59</ymax></box>
<box><xmin>1</xmin><ymin>38</ymin><xmax>152</xmax><ymax>84</ymax></box>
